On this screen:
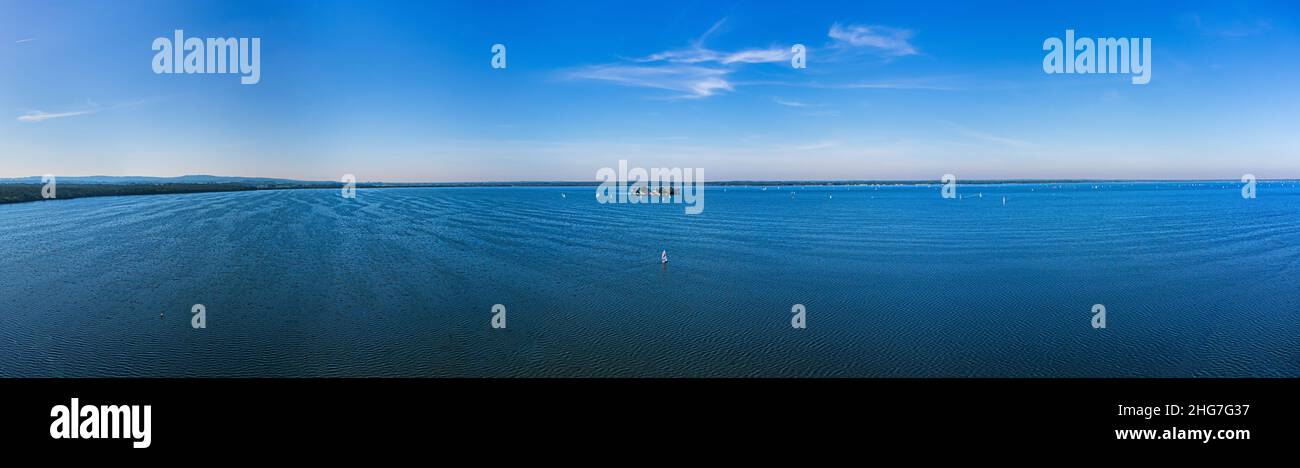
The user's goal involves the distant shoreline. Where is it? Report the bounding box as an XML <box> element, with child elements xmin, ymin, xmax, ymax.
<box><xmin>0</xmin><ymin>178</ymin><xmax>1291</xmax><ymax>206</ymax></box>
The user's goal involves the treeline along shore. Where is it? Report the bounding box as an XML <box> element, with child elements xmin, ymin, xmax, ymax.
<box><xmin>0</xmin><ymin>182</ymin><xmax>342</xmax><ymax>205</ymax></box>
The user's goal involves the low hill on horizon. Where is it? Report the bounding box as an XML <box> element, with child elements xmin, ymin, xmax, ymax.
<box><xmin>0</xmin><ymin>175</ymin><xmax>325</xmax><ymax>185</ymax></box>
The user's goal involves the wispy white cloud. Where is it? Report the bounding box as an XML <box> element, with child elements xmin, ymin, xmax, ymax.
<box><xmin>719</xmin><ymin>48</ymin><xmax>789</xmax><ymax>64</ymax></box>
<box><xmin>953</xmin><ymin>124</ymin><xmax>1035</xmax><ymax>148</ymax></box>
<box><xmin>745</xmin><ymin>76</ymin><xmax>956</xmax><ymax>92</ymax></box>
<box><xmin>567</xmin><ymin>19</ymin><xmax>924</xmax><ymax>99</ymax></box>
<box><xmin>635</xmin><ymin>48</ymin><xmax>718</xmax><ymax>64</ymax></box>
<box><xmin>773</xmin><ymin>97</ymin><xmax>841</xmax><ymax>117</ymax></box>
<box><xmin>782</xmin><ymin>140</ymin><xmax>840</xmax><ymax>151</ymax></box>
<box><xmin>15</xmin><ymin>38</ymin><xmax>36</xmax><ymax>44</ymax></box>
<box><xmin>696</xmin><ymin>17</ymin><xmax>729</xmax><ymax>45</ymax></box>
<box><xmin>1182</xmin><ymin>13</ymin><xmax>1272</xmax><ymax>38</ymax></box>
<box><xmin>17</xmin><ymin>110</ymin><xmax>94</xmax><ymax>122</ymax></box>
<box><xmin>567</xmin><ymin>64</ymin><xmax>733</xmax><ymax>98</ymax></box>
<box><xmin>567</xmin><ymin>17</ymin><xmax>799</xmax><ymax>99</ymax></box>
<box><xmin>824</xmin><ymin>81</ymin><xmax>951</xmax><ymax>91</ymax></box>
<box><xmin>636</xmin><ymin>46</ymin><xmax>789</xmax><ymax>65</ymax></box>
<box><xmin>799</xmin><ymin>109</ymin><xmax>842</xmax><ymax>118</ymax></box>
<box><xmin>828</xmin><ymin>23</ymin><xmax>918</xmax><ymax>56</ymax></box>
<box><xmin>17</xmin><ymin>99</ymin><xmax>149</xmax><ymax>123</ymax></box>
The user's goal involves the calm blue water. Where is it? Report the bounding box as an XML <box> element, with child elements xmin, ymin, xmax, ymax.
<box><xmin>1</xmin><ymin>182</ymin><xmax>1297</xmax><ymax>377</ymax></box>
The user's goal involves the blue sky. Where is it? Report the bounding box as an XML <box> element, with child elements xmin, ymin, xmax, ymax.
<box><xmin>1</xmin><ymin>0</ymin><xmax>1298</xmax><ymax>181</ymax></box>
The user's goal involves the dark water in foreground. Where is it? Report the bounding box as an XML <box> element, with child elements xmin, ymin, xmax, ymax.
<box><xmin>1</xmin><ymin>182</ymin><xmax>1297</xmax><ymax>377</ymax></box>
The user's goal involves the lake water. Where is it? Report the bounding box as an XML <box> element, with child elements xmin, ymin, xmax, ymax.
<box><xmin>1</xmin><ymin>183</ymin><xmax>1297</xmax><ymax>377</ymax></box>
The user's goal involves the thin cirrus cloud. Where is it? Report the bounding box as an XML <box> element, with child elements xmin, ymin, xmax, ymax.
<box><xmin>15</xmin><ymin>38</ymin><xmax>37</xmax><ymax>44</ymax></box>
<box><xmin>567</xmin><ymin>19</ymin><xmax>918</xmax><ymax>99</ymax></box>
<box><xmin>744</xmin><ymin>75</ymin><xmax>957</xmax><ymax>92</ymax></box>
<box><xmin>827</xmin><ymin>23</ymin><xmax>918</xmax><ymax>57</ymax></box>
<box><xmin>567</xmin><ymin>42</ymin><xmax>787</xmax><ymax>98</ymax></box>
<box><xmin>17</xmin><ymin>100</ymin><xmax>148</xmax><ymax>123</ymax></box>
<box><xmin>810</xmin><ymin>79</ymin><xmax>952</xmax><ymax>91</ymax></box>
<box><xmin>636</xmin><ymin>46</ymin><xmax>790</xmax><ymax>65</ymax></box>
<box><xmin>1181</xmin><ymin>13</ymin><xmax>1272</xmax><ymax>38</ymax></box>
<box><xmin>951</xmin><ymin>123</ymin><xmax>1036</xmax><ymax>149</ymax></box>
<box><xmin>566</xmin><ymin>64</ymin><xmax>735</xmax><ymax>99</ymax></box>
<box><xmin>17</xmin><ymin>110</ymin><xmax>94</xmax><ymax>122</ymax></box>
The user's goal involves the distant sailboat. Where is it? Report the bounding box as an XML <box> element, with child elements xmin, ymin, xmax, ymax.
<box><xmin>1002</xmin><ymin>196</ymin><xmax>1006</xmax><ymax>205</ymax></box>
<box><xmin>661</xmin><ymin>250</ymin><xmax>668</xmax><ymax>264</ymax></box>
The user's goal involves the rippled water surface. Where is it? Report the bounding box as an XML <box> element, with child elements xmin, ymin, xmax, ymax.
<box><xmin>1</xmin><ymin>183</ymin><xmax>1297</xmax><ymax>376</ymax></box>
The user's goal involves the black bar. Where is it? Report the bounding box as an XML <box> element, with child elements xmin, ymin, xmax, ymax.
<box><xmin>2</xmin><ymin>378</ymin><xmax>1293</xmax><ymax>453</ymax></box>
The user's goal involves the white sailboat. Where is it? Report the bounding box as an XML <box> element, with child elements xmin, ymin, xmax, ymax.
<box><xmin>661</xmin><ymin>250</ymin><xmax>668</xmax><ymax>264</ymax></box>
